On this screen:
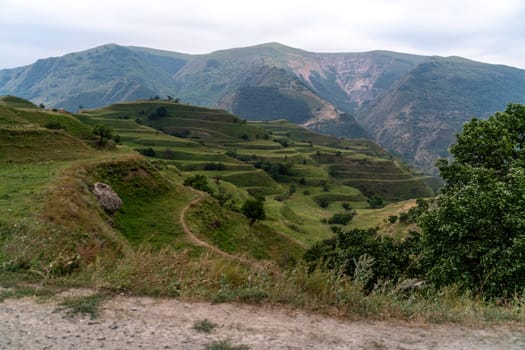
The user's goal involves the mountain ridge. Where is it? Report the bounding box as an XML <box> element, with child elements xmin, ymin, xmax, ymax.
<box><xmin>2</xmin><ymin>42</ymin><xmax>525</xmax><ymax>172</ymax></box>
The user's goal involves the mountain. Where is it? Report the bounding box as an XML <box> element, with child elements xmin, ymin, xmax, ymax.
<box><xmin>2</xmin><ymin>43</ymin><xmax>525</xmax><ymax>172</ymax></box>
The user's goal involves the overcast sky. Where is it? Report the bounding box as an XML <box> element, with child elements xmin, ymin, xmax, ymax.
<box><xmin>1</xmin><ymin>0</ymin><xmax>524</xmax><ymax>69</ymax></box>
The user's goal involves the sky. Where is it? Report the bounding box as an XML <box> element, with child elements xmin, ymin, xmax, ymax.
<box><xmin>1</xmin><ymin>0</ymin><xmax>525</xmax><ymax>69</ymax></box>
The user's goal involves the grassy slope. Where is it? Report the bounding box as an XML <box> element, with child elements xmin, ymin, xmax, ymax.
<box><xmin>2</xmin><ymin>97</ymin><xmax>524</xmax><ymax>324</ymax></box>
<box><xmin>75</xmin><ymin>100</ymin><xmax>435</xmax><ymax>245</ymax></box>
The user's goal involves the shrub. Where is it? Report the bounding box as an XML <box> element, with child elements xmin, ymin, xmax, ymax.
<box><xmin>304</xmin><ymin>228</ymin><xmax>421</xmax><ymax>291</ymax></box>
<box><xmin>367</xmin><ymin>194</ymin><xmax>384</xmax><ymax>209</ymax></box>
<box><xmin>327</xmin><ymin>212</ymin><xmax>355</xmax><ymax>225</ymax></box>
<box><xmin>388</xmin><ymin>215</ymin><xmax>398</xmax><ymax>224</ymax></box>
<box><xmin>45</xmin><ymin>121</ymin><xmax>63</xmax><ymax>130</ymax></box>
<box><xmin>184</xmin><ymin>174</ymin><xmax>212</xmax><ymax>194</ymax></box>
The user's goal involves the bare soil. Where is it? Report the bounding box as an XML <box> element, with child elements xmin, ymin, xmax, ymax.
<box><xmin>1</xmin><ymin>293</ymin><xmax>524</xmax><ymax>349</ymax></box>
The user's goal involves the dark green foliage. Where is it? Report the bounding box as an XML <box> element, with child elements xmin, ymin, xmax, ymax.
<box><xmin>399</xmin><ymin>199</ymin><xmax>428</xmax><ymax>225</ymax></box>
<box><xmin>254</xmin><ymin>161</ymin><xmax>294</xmax><ymax>180</ymax></box>
<box><xmin>342</xmin><ymin>202</ymin><xmax>351</xmax><ymax>211</ymax></box>
<box><xmin>304</xmin><ymin>228</ymin><xmax>421</xmax><ymax>290</ymax></box>
<box><xmin>140</xmin><ymin>147</ymin><xmax>156</xmax><ymax>157</ymax></box>
<box><xmin>241</xmin><ymin>198</ymin><xmax>266</xmax><ymax>226</ymax></box>
<box><xmin>183</xmin><ymin>174</ymin><xmax>212</xmax><ymax>194</ymax></box>
<box><xmin>327</xmin><ymin>212</ymin><xmax>355</xmax><ymax>225</ymax></box>
<box><xmin>388</xmin><ymin>215</ymin><xmax>398</xmax><ymax>224</ymax></box>
<box><xmin>148</xmin><ymin>106</ymin><xmax>168</xmax><ymax>119</ymax></box>
<box><xmin>204</xmin><ymin>162</ymin><xmax>226</xmax><ymax>171</ymax></box>
<box><xmin>420</xmin><ymin>104</ymin><xmax>525</xmax><ymax>298</ymax></box>
<box><xmin>317</xmin><ymin>198</ymin><xmax>329</xmax><ymax>208</ymax></box>
<box><xmin>92</xmin><ymin>124</ymin><xmax>113</xmax><ymax>146</ymax></box>
<box><xmin>277</xmin><ymin>138</ymin><xmax>289</xmax><ymax>147</ymax></box>
<box><xmin>45</xmin><ymin>121</ymin><xmax>63</xmax><ymax>130</ymax></box>
<box><xmin>367</xmin><ymin>194</ymin><xmax>384</xmax><ymax>209</ymax></box>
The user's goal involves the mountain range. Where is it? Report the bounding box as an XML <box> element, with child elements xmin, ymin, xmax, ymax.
<box><xmin>1</xmin><ymin>42</ymin><xmax>525</xmax><ymax>173</ymax></box>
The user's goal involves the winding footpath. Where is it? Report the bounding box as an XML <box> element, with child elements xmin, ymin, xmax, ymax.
<box><xmin>179</xmin><ymin>189</ymin><xmax>255</xmax><ymax>266</ymax></box>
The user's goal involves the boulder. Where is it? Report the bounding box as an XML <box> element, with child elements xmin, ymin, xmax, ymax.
<box><xmin>92</xmin><ymin>182</ymin><xmax>122</xmax><ymax>214</ymax></box>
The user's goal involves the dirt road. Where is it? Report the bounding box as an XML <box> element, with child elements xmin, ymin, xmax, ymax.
<box><xmin>1</xmin><ymin>294</ymin><xmax>524</xmax><ymax>349</ymax></box>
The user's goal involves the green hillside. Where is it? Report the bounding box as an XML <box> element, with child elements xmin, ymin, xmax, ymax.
<box><xmin>3</xmin><ymin>96</ymin><xmax>524</xmax><ymax>324</ymax></box>
<box><xmin>77</xmin><ymin>99</ymin><xmax>434</xmax><ymax>245</ymax></box>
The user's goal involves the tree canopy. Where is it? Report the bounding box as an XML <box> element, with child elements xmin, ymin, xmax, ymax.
<box><xmin>421</xmin><ymin>104</ymin><xmax>525</xmax><ymax>298</ymax></box>
<box><xmin>241</xmin><ymin>198</ymin><xmax>266</xmax><ymax>226</ymax></box>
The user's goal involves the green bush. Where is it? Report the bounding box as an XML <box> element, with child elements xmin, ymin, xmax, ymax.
<box><xmin>304</xmin><ymin>228</ymin><xmax>421</xmax><ymax>291</ymax></box>
<box><xmin>327</xmin><ymin>212</ymin><xmax>355</xmax><ymax>225</ymax></box>
<box><xmin>184</xmin><ymin>174</ymin><xmax>212</xmax><ymax>194</ymax></box>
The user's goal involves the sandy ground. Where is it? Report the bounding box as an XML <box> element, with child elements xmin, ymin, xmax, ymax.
<box><xmin>1</xmin><ymin>293</ymin><xmax>525</xmax><ymax>350</ymax></box>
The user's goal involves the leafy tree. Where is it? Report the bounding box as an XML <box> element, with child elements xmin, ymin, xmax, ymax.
<box><xmin>367</xmin><ymin>194</ymin><xmax>384</xmax><ymax>209</ymax></box>
<box><xmin>420</xmin><ymin>104</ymin><xmax>525</xmax><ymax>298</ymax></box>
<box><xmin>241</xmin><ymin>198</ymin><xmax>266</xmax><ymax>226</ymax></box>
<box><xmin>141</xmin><ymin>147</ymin><xmax>156</xmax><ymax>157</ymax></box>
<box><xmin>92</xmin><ymin>124</ymin><xmax>113</xmax><ymax>146</ymax></box>
<box><xmin>327</xmin><ymin>211</ymin><xmax>355</xmax><ymax>225</ymax></box>
<box><xmin>183</xmin><ymin>174</ymin><xmax>212</xmax><ymax>194</ymax></box>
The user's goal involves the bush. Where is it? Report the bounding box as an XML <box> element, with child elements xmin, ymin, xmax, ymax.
<box><xmin>45</xmin><ymin>121</ymin><xmax>63</xmax><ymax>130</ymax></box>
<box><xmin>388</xmin><ymin>215</ymin><xmax>398</xmax><ymax>224</ymax></box>
<box><xmin>304</xmin><ymin>228</ymin><xmax>421</xmax><ymax>291</ymax></box>
<box><xmin>241</xmin><ymin>198</ymin><xmax>266</xmax><ymax>226</ymax></box>
<box><xmin>140</xmin><ymin>147</ymin><xmax>156</xmax><ymax>157</ymax></box>
<box><xmin>327</xmin><ymin>212</ymin><xmax>355</xmax><ymax>225</ymax></box>
<box><xmin>204</xmin><ymin>162</ymin><xmax>226</xmax><ymax>171</ymax></box>
<box><xmin>184</xmin><ymin>174</ymin><xmax>212</xmax><ymax>194</ymax></box>
<box><xmin>367</xmin><ymin>194</ymin><xmax>384</xmax><ymax>209</ymax></box>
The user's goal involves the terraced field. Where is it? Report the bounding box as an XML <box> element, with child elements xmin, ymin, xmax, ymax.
<box><xmin>75</xmin><ymin>99</ymin><xmax>436</xmax><ymax>244</ymax></box>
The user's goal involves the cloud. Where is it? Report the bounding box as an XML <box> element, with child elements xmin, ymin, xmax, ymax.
<box><xmin>1</xmin><ymin>0</ymin><xmax>524</xmax><ymax>68</ymax></box>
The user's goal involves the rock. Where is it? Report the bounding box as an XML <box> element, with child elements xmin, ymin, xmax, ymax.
<box><xmin>92</xmin><ymin>182</ymin><xmax>123</xmax><ymax>214</ymax></box>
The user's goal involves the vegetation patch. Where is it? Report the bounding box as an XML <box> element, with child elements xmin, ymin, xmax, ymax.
<box><xmin>56</xmin><ymin>293</ymin><xmax>108</xmax><ymax>319</ymax></box>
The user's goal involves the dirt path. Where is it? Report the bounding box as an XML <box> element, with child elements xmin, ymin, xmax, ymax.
<box><xmin>179</xmin><ymin>189</ymin><xmax>254</xmax><ymax>266</ymax></box>
<box><xmin>1</xmin><ymin>294</ymin><xmax>524</xmax><ymax>349</ymax></box>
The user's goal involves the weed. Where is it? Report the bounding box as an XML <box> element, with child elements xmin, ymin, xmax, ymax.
<box><xmin>204</xmin><ymin>339</ymin><xmax>250</xmax><ymax>350</ymax></box>
<box><xmin>0</xmin><ymin>286</ymin><xmax>54</xmax><ymax>302</ymax></box>
<box><xmin>193</xmin><ymin>318</ymin><xmax>217</xmax><ymax>333</ymax></box>
<box><xmin>56</xmin><ymin>293</ymin><xmax>107</xmax><ymax>319</ymax></box>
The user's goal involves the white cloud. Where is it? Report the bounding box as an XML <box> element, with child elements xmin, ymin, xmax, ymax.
<box><xmin>0</xmin><ymin>0</ymin><xmax>524</xmax><ymax>68</ymax></box>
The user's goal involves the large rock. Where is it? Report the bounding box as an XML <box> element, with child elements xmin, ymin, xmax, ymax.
<box><xmin>92</xmin><ymin>182</ymin><xmax>122</xmax><ymax>214</ymax></box>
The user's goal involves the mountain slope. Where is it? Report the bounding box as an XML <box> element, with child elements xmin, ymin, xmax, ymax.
<box><xmin>2</xmin><ymin>43</ymin><xmax>525</xmax><ymax>172</ymax></box>
<box><xmin>357</xmin><ymin>57</ymin><xmax>525</xmax><ymax>172</ymax></box>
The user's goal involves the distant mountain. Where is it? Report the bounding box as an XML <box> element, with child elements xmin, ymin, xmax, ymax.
<box><xmin>1</xmin><ymin>42</ymin><xmax>525</xmax><ymax>172</ymax></box>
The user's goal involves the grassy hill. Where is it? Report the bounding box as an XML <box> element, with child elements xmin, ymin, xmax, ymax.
<box><xmin>77</xmin><ymin>99</ymin><xmax>435</xmax><ymax>245</ymax></box>
<box><xmin>3</xmin><ymin>96</ymin><xmax>524</xmax><ymax>324</ymax></box>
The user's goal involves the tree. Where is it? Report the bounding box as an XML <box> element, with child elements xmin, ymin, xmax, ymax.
<box><xmin>420</xmin><ymin>104</ymin><xmax>525</xmax><ymax>298</ymax></box>
<box><xmin>367</xmin><ymin>194</ymin><xmax>384</xmax><ymax>209</ymax></box>
<box><xmin>92</xmin><ymin>124</ymin><xmax>113</xmax><ymax>146</ymax></box>
<box><xmin>241</xmin><ymin>198</ymin><xmax>266</xmax><ymax>226</ymax></box>
<box><xmin>183</xmin><ymin>174</ymin><xmax>212</xmax><ymax>194</ymax></box>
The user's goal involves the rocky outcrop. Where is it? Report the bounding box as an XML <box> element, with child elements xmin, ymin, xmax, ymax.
<box><xmin>92</xmin><ymin>182</ymin><xmax>122</xmax><ymax>214</ymax></box>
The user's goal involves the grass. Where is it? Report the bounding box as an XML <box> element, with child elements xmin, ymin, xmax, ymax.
<box><xmin>0</xmin><ymin>285</ymin><xmax>55</xmax><ymax>302</ymax></box>
<box><xmin>56</xmin><ymin>293</ymin><xmax>108</xmax><ymax>319</ymax></box>
<box><xmin>5</xmin><ymin>97</ymin><xmax>520</xmax><ymax>327</ymax></box>
<box><xmin>193</xmin><ymin>318</ymin><xmax>218</xmax><ymax>333</ymax></box>
<box><xmin>204</xmin><ymin>340</ymin><xmax>250</xmax><ymax>350</ymax></box>
<box><xmin>185</xmin><ymin>197</ymin><xmax>303</xmax><ymax>263</ymax></box>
